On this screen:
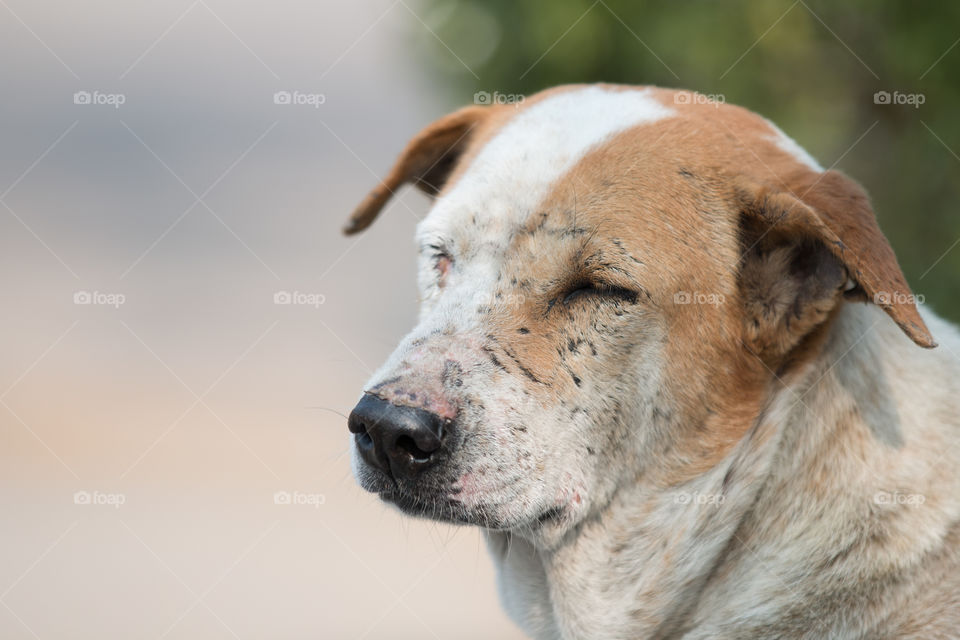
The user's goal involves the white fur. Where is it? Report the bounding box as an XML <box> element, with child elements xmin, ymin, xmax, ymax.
<box><xmin>766</xmin><ymin>120</ymin><xmax>824</xmax><ymax>171</ymax></box>
<box><xmin>351</xmin><ymin>86</ymin><xmax>960</xmax><ymax>639</ymax></box>
<box><xmin>418</xmin><ymin>86</ymin><xmax>674</xmax><ymax>257</ymax></box>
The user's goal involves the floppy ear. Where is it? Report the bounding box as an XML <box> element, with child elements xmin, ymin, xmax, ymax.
<box><xmin>735</xmin><ymin>169</ymin><xmax>935</xmax><ymax>367</ymax></box>
<box><xmin>342</xmin><ymin>105</ymin><xmax>490</xmax><ymax>235</ymax></box>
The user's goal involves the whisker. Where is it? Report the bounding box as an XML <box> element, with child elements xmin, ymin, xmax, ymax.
<box><xmin>304</xmin><ymin>405</ymin><xmax>351</xmax><ymax>420</ymax></box>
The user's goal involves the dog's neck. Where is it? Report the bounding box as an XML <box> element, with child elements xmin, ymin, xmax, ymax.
<box><xmin>487</xmin><ymin>303</ymin><xmax>960</xmax><ymax>639</ymax></box>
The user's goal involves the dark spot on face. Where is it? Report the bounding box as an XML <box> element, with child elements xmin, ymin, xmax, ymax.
<box><xmin>370</xmin><ymin>375</ymin><xmax>401</xmax><ymax>391</ymax></box>
<box><xmin>679</xmin><ymin>168</ymin><xmax>695</xmax><ymax>179</ymax></box>
<box><xmin>517</xmin><ymin>363</ymin><xmax>543</xmax><ymax>385</ymax></box>
<box><xmin>518</xmin><ymin>327</ymin><xmax>530</xmax><ymax>334</ymax></box>
<box><xmin>501</xmin><ymin>346</ymin><xmax>544</xmax><ymax>384</ymax></box>
<box><xmin>441</xmin><ymin>360</ymin><xmax>464</xmax><ymax>388</ymax></box>
<box><xmin>571</xmin><ymin>373</ymin><xmax>582</xmax><ymax>387</ymax></box>
<box><xmin>482</xmin><ymin>347</ymin><xmax>508</xmax><ymax>372</ymax></box>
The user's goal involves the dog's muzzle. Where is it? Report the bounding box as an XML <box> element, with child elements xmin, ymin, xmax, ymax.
<box><xmin>348</xmin><ymin>394</ymin><xmax>448</xmax><ymax>480</ymax></box>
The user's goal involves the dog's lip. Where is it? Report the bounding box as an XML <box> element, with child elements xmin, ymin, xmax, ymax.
<box><xmin>378</xmin><ymin>490</ymin><xmax>476</xmax><ymax>524</ymax></box>
<box><xmin>378</xmin><ymin>488</ymin><xmax>567</xmax><ymax>531</ymax></box>
<box><xmin>358</xmin><ymin>457</ymin><xmax>566</xmax><ymax>529</ymax></box>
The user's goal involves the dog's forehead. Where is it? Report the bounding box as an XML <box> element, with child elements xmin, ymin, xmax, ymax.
<box><xmin>416</xmin><ymin>86</ymin><xmax>676</xmax><ymax>248</ymax></box>
<box><xmin>415</xmin><ymin>85</ymin><xmax>824</xmax><ymax>264</ymax></box>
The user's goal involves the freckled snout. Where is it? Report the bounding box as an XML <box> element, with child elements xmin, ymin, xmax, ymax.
<box><xmin>348</xmin><ymin>394</ymin><xmax>448</xmax><ymax>480</ymax></box>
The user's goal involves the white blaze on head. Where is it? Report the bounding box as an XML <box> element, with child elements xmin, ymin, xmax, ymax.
<box><xmin>765</xmin><ymin>119</ymin><xmax>824</xmax><ymax>172</ymax></box>
<box><xmin>417</xmin><ymin>86</ymin><xmax>676</xmax><ymax>253</ymax></box>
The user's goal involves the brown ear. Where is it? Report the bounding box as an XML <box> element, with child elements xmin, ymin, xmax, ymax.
<box><xmin>342</xmin><ymin>105</ymin><xmax>490</xmax><ymax>235</ymax></box>
<box><xmin>735</xmin><ymin>169</ymin><xmax>935</xmax><ymax>365</ymax></box>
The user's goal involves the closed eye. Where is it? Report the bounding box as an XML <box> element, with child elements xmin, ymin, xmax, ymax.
<box><xmin>426</xmin><ymin>244</ymin><xmax>452</xmax><ymax>285</ymax></box>
<box><xmin>562</xmin><ymin>281</ymin><xmax>639</xmax><ymax>305</ymax></box>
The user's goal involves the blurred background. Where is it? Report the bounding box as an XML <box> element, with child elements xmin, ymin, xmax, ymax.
<box><xmin>0</xmin><ymin>1</ymin><xmax>956</xmax><ymax>638</ymax></box>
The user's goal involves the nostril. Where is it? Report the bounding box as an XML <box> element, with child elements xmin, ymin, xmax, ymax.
<box><xmin>395</xmin><ymin>435</ymin><xmax>433</xmax><ymax>462</ymax></box>
<box><xmin>357</xmin><ymin>430</ymin><xmax>373</xmax><ymax>448</ymax></box>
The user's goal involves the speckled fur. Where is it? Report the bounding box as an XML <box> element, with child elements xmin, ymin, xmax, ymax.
<box><xmin>346</xmin><ymin>85</ymin><xmax>960</xmax><ymax>639</ymax></box>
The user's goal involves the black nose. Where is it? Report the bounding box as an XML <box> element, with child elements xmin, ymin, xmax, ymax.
<box><xmin>348</xmin><ymin>394</ymin><xmax>446</xmax><ymax>480</ymax></box>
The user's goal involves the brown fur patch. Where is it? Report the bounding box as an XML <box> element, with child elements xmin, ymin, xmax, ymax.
<box><xmin>345</xmin><ymin>83</ymin><xmax>934</xmax><ymax>484</ymax></box>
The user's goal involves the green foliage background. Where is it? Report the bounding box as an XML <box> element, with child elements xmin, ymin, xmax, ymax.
<box><xmin>413</xmin><ymin>0</ymin><xmax>960</xmax><ymax>320</ymax></box>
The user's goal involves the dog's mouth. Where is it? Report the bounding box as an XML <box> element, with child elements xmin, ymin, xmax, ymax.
<box><xmin>354</xmin><ymin>464</ymin><xmax>472</xmax><ymax>522</ymax></box>
<box><xmin>378</xmin><ymin>488</ymin><xmax>567</xmax><ymax>531</ymax></box>
<box><xmin>356</xmin><ymin>456</ymin><xmax>567</xmax><ymax>530</ymax></box>
<box><xmin>378</xmin><ymin>490</ymin><xmax>478</xmax><ymax>525</ymax></box>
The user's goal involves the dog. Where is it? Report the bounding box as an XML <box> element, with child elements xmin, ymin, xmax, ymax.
<box><xmin>343</xmin><ymin>84</ymin><xmax>960</xmax><ymax>639</ymax></box>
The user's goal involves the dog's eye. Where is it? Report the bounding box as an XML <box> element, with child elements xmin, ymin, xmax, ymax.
<box><xmin>434</xmin><ymin>253</ymin><xmax>452</xmax><ymax>284</ymax></box>
<box><xmin>562</xmin><ymin>281</ymin><xmax>638</xmax><ymax>305</ymax></box>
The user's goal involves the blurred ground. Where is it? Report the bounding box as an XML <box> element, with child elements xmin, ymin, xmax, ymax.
<box><xmin>0</xmin><ymin>1</ymin><xmax>523</xmax><ymax>638</ymax></box>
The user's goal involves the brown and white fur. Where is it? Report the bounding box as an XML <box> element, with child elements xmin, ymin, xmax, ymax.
<box><xmin>344</xmin><ymin>84</ymin><xmax>960</xmax><ymax>639</ymax></box>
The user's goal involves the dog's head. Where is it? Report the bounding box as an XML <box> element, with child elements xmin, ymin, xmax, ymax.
<box><xmin>344</xmin><ymin>84</ymin><xmax>933</xmax><ymax>544</ymax></box>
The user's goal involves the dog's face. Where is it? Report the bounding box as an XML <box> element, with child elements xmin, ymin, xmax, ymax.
<box><xmin>345</xmin><ymin>85</ymin><xmax>932</xmax><ymax>544</ymax></box>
